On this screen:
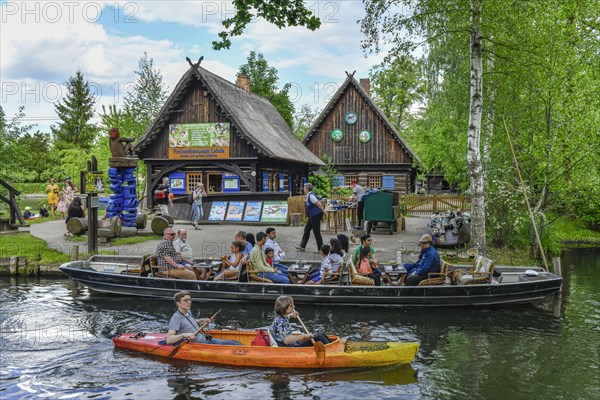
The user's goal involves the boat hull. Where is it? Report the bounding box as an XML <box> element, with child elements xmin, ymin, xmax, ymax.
<box><xmin>59</xmin><ymin>257</ymin><xmax>563</xmax><ymax>307</ymax></box>
<box><xmin>112</xmin><ymin>331</ymin><xmax>419</xmax><ymax>368</ymax></box>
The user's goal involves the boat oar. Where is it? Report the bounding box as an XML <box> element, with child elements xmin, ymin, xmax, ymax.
<box><xmin>168</xmin><ymin>309</ymin><xmax>221</xmax><ymax>358</ymax></box>
<box><xmin>296</xmin><ymin>315</ymin><xmax>326</xmax><ymax>366</ymax></box>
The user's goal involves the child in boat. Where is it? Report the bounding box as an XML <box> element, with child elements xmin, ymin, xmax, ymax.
<box><xmin>305</xmin><ymin>239</ymin><xmax>343</xmax><ymax>285</ymax></box>
<box><xmin>265</xmin><ymin>247</ymin><xmax>274</xmax><ymax>266</ymax></box>
<box><xmin>166</xmin><ymin>291</ymin><xmax>241</xmax><ymax>345</ymax></box>
<box><xmin>270</xmin><ymin>295</ymin><xmax>330</xmax><ymax>347</ymax></box>
<box><xmin>214</xmin><ymin>241</ymin><xmax>244</xmax><ymax>281</ymax></box>
<box><xmin>357</xmin><ymin>246</ymin><xmax>382</xmax><ymax>286</ymax></box>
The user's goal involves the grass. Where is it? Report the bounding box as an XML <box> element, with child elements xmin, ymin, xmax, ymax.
<box><xmin>549</xmin><ymin>216</ymin><xmax>600</xmax><ymax>244</ymax></box>
<box><xmin>0</xmin><ymin>234</ymin><xmax>70</xmax><ymax>265</ymax></box>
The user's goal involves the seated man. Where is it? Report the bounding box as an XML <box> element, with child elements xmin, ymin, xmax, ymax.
<box><xmin>235</xmin><ymin>230</ymin><xmax>252</xmax><ymax>264</ymax></box>
<box><xmin>250</xmin><ymin>232</ymin><xmax>290</xmax><ymax>284</ymax></box>
<box><xmin>155</xmin><ymin>228</ymin><xmax>196</xmax><ymax>280</ymax></box>
<box><xmin>39</xmin><ymin>205</ymin><xmax>49</xmax><ymax>218</ymax></box>
<box><xmin>166</xmin><ymin>291</ymin><xmax>241</xmax><ymax>346</ymax></box>
<box><xmin>173</xmin><ymin>228</ymin><xmax>210</xmax><ymax>280</ymax></box>
<box><xmin>402</xmin><ymin>234</ymin><xmax>441</xmax><ymax>286</ymax></box>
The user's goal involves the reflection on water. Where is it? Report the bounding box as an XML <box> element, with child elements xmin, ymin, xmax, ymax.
<box><xmin>0</xmin><ymin>248</ymin><xmax>598</xmax><ymax>399</ymax></box>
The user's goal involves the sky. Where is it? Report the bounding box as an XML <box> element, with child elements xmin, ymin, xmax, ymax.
<box><xmin>0</xmin><ymin>0</ymin><xmax>390</xmax><ymax>133</ymax></box>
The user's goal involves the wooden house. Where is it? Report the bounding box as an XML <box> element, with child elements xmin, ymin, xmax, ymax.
<box><xmin>134</xmin><ymin>58</ymin><xmax>324</xmax><ymax>216</ymax></box>
<box><xmin>302</xmin><ymin>73</ymin><xmax>418</xmax><ymax>193</ymax></box>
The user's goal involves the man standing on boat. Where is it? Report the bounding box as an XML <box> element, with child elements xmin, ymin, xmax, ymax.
<box><xmin>402</xmin><ymin>234</ymin><xmax>441</xmax><ymax>286</ymax></box>
<box><xmin>298</xmin><ymin>183</ymin><xmax>324</xmax><ymax>252</ymax></box>
<box><xmin>166</xmin><ymin>291</ymin><xmax>241</xmax><ymax>345</ymax></box>
<box><xmin>251</xmin><ymin>232</ymin><xmax>291</xmax><ymax>283</ymax></box>
<box><xmin>155</xmin><ymin>228</ymin><xmax>196</xmax><ymax>280</ymax></box>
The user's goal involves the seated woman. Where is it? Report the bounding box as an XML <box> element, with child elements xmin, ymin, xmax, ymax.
<box><xmin>270</xmin><ymin>295</ymin><xmax>330</xmax><ymax>347</ymax></box>
<box><xmin>214</xmin><ymin>241</ymin><xmax>244</xmax><ymax>281</ymax></box>
<box><xmin>357</xmin><ymin>246</ymin><xmax>382</xmax><ymax>286</ymax></box>
<box><xmin>166</xmin><ymin>291</ymin><xmax>241</xmax><ymax>345</ymax></box>
<box><xmin>305</xmin><ymin>239</ymin><xmax>343</xmax><ymax>285</ymax></box>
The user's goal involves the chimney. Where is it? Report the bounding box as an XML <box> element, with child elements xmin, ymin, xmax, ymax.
<box><xmin>359</xmin><ymin>78</ymin><xmax>370</xmax><ymax>97</ymax></box>
<box><xmin>236</xmin><ymin>73</ymin><xmax>250</xmax><ymax>93</ymax></box>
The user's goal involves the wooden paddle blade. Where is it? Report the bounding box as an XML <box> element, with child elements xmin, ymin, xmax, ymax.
<box><xmin>168</xmin><ymin>338</ymin><xmax>189</xmax><ymax>358</ymax></box>
<box><xmin>314</xmin><ymin>341</ymin><xmax>326</xmax><ymax>365</ymax></box>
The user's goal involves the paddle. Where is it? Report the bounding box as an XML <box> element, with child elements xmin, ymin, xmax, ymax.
<box><xmin>296</xmin><ymin>315</ymin><xmax>326</xmax><ymax>366</ymax></box>
<box><xmin>168</xmin><ymin>309</ymin><xmax>221</xmax><ymax>358</ymax></box>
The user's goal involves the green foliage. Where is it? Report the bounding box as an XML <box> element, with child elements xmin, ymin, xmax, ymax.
<box><xmin>308</xmin><ymin>174</ymin><xmax>330</xmax><ymax>199</ymax></box>
<box><xmin>0</xmin><ymin>234</ymin><xmax>70</xmax><ymax>265</ymax></box>
<box><xmin>212</xmin><ymin>0</ymin><xmax>321</xmax><ymax>50</ymax></box>
<box><xmin>293</xmin><ymin>104</ymin><xmax>318</xmax><ymax>140</ymax></box>
<box><xmin>239</xmin><ymin>52</ymin><xmax>295</xmax><ymax>128</ymax></box>
<box><xmin>51</xmin><ymin>70</ymin><xmax>98</xmax><ymax>149</ymax></box>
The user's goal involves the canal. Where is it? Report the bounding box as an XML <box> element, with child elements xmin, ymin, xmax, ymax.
<box><xmin>1</xmin><ymin>248</ymin><xmax>598</xmax><ymax>399</ymax></box>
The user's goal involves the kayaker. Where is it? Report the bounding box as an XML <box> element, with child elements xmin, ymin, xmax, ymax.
<box><xmin>270</xmin><ymin>295</ymin><xmax>330</xmax><ymax>347</ymax></box>
<box><xmin>402</xmin><ymin>234</ymin><xmax>441</xmax><ymax>286</ymax></box>
<box><xmin>166</xmin><ymin>291</ymin><xmax>241</xmax><ymax>345</ymax></box>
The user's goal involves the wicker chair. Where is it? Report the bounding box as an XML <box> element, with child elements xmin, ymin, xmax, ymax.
<box><xmin>246</xmin><ymin>260</ymin><xmax>274</xmax><ymax>283</ymax></box>
<box><xmin>417</xmin><ymin>260</ymin><xmax>450</xmax><ymax>286</ymax></box>
<box><xmin>347</xmin><ymin>259</ymin><xmax>375</xmax><ymax>286</ymax></box>
<box><xmin>450</xmin><ymin>255</ymin><xmax>494</xmax><ymax>285</ymax></box>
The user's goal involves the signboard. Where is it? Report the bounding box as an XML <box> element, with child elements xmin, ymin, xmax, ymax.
<box><xmin>225</xmin><ymin>201</ymin><xmax>245</xmax><ymax>221</ymax></box>
<box><xmin>243</xmin><ymin>202</ymin><xmax>262</xmax><ymax>222</ymax></box>
<box><xmin>261</xmin><ymin>201</ymin><xmax>288</xmax><ymax>223</ymax></box>
<box><xmin>85</xmin><ymin>172</ymin><xmax>104</xmax><ymax>193</ymax></box>
<box><xmin>208</xmin><ymin>201</ymin><xmax>228</xmax><ymax>221</ymax></box>
<box><xmin>168</xmin><ymin>123</ymin><xmax>230</xmax><ymax>159</ymax></box>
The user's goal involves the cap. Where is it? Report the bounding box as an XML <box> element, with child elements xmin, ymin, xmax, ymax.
<box><xmin>419</xmin><ymin>234</ymin><xmax>433</xmax><ymax>244</ymax></box>
<box><xmin>24</xmin><ymin>206</ymin><xmax>32</xmax><ymax>211</ymax></box>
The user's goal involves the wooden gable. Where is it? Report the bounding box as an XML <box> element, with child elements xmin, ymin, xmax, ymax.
<box><xmin>303</xmin><ymin>76</ymin><xmax>417</xmax><ymax>167</ymax></box>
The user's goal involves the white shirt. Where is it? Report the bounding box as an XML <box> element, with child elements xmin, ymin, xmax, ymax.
<box><xmin>173</xmin><ymin>238</ymin><xmax>193</xmax><ymax>261</ymax></box>
<box><xmin>265</xmin><ymin>237</ymin><xmax>285</xmax><ymax>263</ymax></box>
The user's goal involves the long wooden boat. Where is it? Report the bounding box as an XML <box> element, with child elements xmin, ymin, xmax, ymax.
<box><xmin>59</xmin><ymin>255</ymin><xmax>563</xmax><ymax>307</ymax></box>
<box><xmin>112</xmin><ymin>330</ymin><xmax>419</xmax><ymax>368</ymax></box>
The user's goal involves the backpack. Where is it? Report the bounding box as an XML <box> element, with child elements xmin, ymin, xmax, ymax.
<box><xmin>250</xmin><ymin>329</ymin><xmax>271</xmax><ymax>346</ymax></box>
<box><xmin>187</xmin><ymin>192</ymin><xmax>194</xmax><ymax>205</ymax></box>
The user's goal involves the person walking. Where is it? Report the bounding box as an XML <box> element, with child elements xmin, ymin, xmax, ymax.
<box><xmin>191</xmin><ymin>182</ymin><xmax>206</xmax><ymax>230</ymax></box>
<box><xmin>349</xmin><ymin>179</ymin><xmax>365</xmax><ymax>229</ymax></box>
<box><xmin>154</xmin><ymin>177</ymin><xmax>173</xmax><ymax>216</ymax></box>
<box><xmin>298</xmin><ymin>183</ymin><xmax>324</xmax><ymax>252</ymax></box>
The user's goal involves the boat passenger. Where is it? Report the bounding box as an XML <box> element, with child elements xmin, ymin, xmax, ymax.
<box><xmin>270</xmin><ymin>295</ymin><xmax>330</xmax><ymax>347</ymax></box>
<box><xmin>265</xmin><ymin>247</ymin><xmax>274</xmax><ymax>266</ymax></box>
<box><xmin>250</xmin><ymin>232</ymin><xmax>290</xmax><ymax>283</ymax></box>
<box><xmin>235</xmin><ymin>230</ymin><xmax>252</xmax><ymax>262</ymax></box>
<box><xmin>402</xmin><ymin>234</ymin><xmax>441</xmax><ymax>286</ymax></box>
<box><xmin>214</xmin><ymin>241</ymin><xmax>244</xmax><ymax>281</ymax></box>
<box><xmin>305</xmin><ymin>240</ymin><xmax>343</xmax><ymax>285</ymax></box>
<box><xmin>357</xmin><ymin>246</ymin><xmax>382</xmax><ymax>286</ymax></box>
<box><xmin>352</xmin><ymin>233</ymin><xmax>379</xmax><ymax>266</ymax></box>
<box><xmin>166</xmin><ymin>291</ymin><xmax>241</xmax><ymax>345</ymax></box>
<box><xmin>336</xmin><ymin>234</ymin><xmax>350</xmax><ymax>255</ymax></box>
<box><xmin>174</xmin><ymin>228</ymin><xmax>210</xmax><ymax>280</ymax></box>
<box><xmin>155</xmin><ymin>228</ymin><xmax>196</xmax><ymax>280</ymax></box>
<box><xmin>265</xmin><ymin>227</ymin><xmax>288</xmax><ymax>274</ymax></box>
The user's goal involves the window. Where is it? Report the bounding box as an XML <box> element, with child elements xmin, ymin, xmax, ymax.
<box><xmin>186</xmin><ymin>173</ymin><xmax>203</xmax><ymax>194</ymax></box>
<box><xmin>207</xmin><ymin>173</ymin><xmax>222</xmax><ymax>193</ymax></box>
<box><xmin>344</xmin><ymin>176</ymin><xmax>358</xmax><ymax>186</ymax></box>
<box><xmin>382</xmin><ymin>175</ymin><xmax>395</xmax><ymax>190</ymax></box>
<box><xmin>332</xmin><ymin>175</ymin><xmax>344</xmax><ymax>187</ymax></box>
<box><xmin>368</xmin><ymin>175</ymin><xmax>382</xmax><ymax>189</ymax></box>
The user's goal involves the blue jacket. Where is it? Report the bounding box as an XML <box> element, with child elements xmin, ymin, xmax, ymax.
<box><xmin>404</xmin><ymin>246</ymin><xmax>441</xmax><ymax>276</ymax></box>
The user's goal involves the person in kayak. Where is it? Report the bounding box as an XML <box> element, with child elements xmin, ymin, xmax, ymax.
<box><xmin>270</xmin><ymin>295</ymin><xmax>330</xmax><ymax>347</ymax></box>
<box><xmin>166</xmin><ymin>291</ymin><xmax>241</xmax><ymax>345</ymax></box>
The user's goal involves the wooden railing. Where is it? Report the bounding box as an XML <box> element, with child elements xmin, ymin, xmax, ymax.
<box><xmin>399</xmin><ymin>194</ymin><xmax>471</xmax><ymax>216</ymax></box>
<box><xmin>0</xmin><ymin>178</ymin><xmax>26</xmax><ymax>227</ymax></box>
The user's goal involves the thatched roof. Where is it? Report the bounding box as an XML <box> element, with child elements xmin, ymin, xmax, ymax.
<box><xmin>135</xmin><ymin>62</ymin><xmax>324</xmax><ymax>166</ymax></box>
<box><xmin>302</xmin><ymin>74</ymin><xmax>419</xmax><ymax>164</ymax></box>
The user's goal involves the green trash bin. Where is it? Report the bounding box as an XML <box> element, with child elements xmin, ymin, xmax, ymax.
<box><xmin>363</xmin><ymin>190</ymin><xmax>401</xmax><ymax>235</ymax></box>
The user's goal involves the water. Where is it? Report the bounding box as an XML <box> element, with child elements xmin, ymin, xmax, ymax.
<box><xmin>1</xmin><ymin>248</ymin><xmax>598</xmax><ymax>400</ymax></box>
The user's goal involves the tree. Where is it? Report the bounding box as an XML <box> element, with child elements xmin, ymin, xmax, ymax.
<box><xmin>369</xmin><ymin>54</ymin><xmax>426</xmax><ymax>130</ymax></box>
<box><xmin>293</xmin><ymin>104</ymin><xmax>318</xmax><ymax>140</ymax></box>
<box><xmin>51</xmin><ymin>70</ymin><xmax>97</xmax><ymax>150</ymax></box>
<box><xmin>239</xmin><ymin>52</ymin><xmax>295</xmax><ymax>128</ymax></box>
<box><xmin>123</xmin><ymin>52</ymin><xmax>168</xmax><ymax>139</ymax></box>
<box><xmin>212</xmin><ymin>0</ymin><xmax>320</xmax><ymax>50</ymax></box>
<box><xmin>0</xmin><ymin>106</ymin><xmax>43</xmax><ymax>182</ymax></box>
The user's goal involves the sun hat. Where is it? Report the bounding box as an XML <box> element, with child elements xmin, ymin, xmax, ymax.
<box><xmin>419</xmin><ymin>234</ymin><xmax>433</xmax><ymax>244</ymax></box>
<box><xmin>24</xmin><ymin>206</ymin><xmax>32</xmax><ymax>211</ymax></box>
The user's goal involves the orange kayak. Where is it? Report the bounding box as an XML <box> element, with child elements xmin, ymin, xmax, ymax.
<box><xmin>113</xmin><ymin>330</ymin><xmax>419</xmax><ymax>369</ymax></box>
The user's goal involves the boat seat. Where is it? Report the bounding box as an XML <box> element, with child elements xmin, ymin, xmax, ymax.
<box><xmin>122</xmin><ymin>254</ymin><xmax>157</xmax><ymax>277</ymax></box>
<box><xmin>347</xmin><ymin>259</ymin><xmax>375</xmax><ymax>286</ymax></box>
<box><xmin>246</xmin><ymin>261</ymin><xmax>273</xmax><ymax>283</ymax></box>
<box><xmin>418</xmin><ymin>261</ymin><xmax>450</xmax><ymax>286</ymax></box>
<box><xmin>450</xmin><ymin>255</ymin><xmax>495</xmax><ymax>284</ymax></box>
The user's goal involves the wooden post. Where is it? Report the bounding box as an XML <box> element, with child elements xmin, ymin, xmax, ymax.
<box><xmin>70</xmin><ymin>245</ymin><xmax>79</xmax><ymax>261</ymax></box>
<box><xmin>552</xmin><ymin>256</ymin><xmax>563</xmax><ymax>317</ymax></box>
<box><xmin>552</xmin><ymin>257</ymin><xmax>561</xmax><ymax>277</ymax></box>
<box><xmin>9</xmin><ymin>256</ymin><xmax>18</xmax><ymax>275</ymax></box>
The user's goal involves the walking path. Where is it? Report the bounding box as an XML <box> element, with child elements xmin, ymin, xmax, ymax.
<box><xmin>29</xmin><ymin>216</ymin><xmax>430</xmax><ymax>262</ymax></box>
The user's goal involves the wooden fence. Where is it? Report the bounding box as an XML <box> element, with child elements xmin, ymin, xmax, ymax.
<box><xmin>399</xmin><ymin>194</ymin><xmax>471</xmax><ymax>216</ymax></box>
